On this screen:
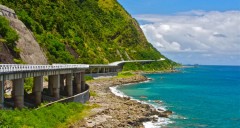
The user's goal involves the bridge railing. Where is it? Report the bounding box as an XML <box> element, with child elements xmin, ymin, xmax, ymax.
<box><xmin>0</xmin><ymin>59</ymin><xmax>164</xmax><ymax>73</ymax></box>
<box><xmin>0</xmin><ymin>64</ymin><xmax>89</xmax><ymax>73</ymax></box>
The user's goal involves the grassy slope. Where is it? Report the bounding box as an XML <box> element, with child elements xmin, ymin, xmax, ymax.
<box><xmin>0</xmin><ymin>103</ymin><xmax>93</xmax><ymax>127</ymax></box>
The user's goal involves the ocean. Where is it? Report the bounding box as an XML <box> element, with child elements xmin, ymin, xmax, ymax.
<box><xmin>114</xmin><ymin>65</ymin><xmax>240</xmax><ymax>128</ymax></box>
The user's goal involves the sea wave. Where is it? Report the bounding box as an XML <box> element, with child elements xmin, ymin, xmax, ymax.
<box><xmin>109</xmin><ymin>84</ymin><xmax>173</xmax><ymax>128</ymax></box>
<box><xmin>109</xmin><ymin>86</ymin><xmax>129</xmax><ymax>98</ymax></box>
<box><xmin>143</xmin><ymin>117</ymin><xmax>173</xmax><ymax>128</ymax></box>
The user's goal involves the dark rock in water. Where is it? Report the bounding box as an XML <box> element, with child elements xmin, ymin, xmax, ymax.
<box><xmin>153</xmin><ymin>100</ymin><xmax>162</xmax><ymax>104</ymax></box>
<box><xmin>157</xmin><ymin>108</ymin><xmax>164</xmax><ymax>111</ymax></box>
<box><xmin>159</xmin><ymin>110</ymin><xmax>173</xmax><ymax>117</ymax></box>
<box><xmin>151</xmin><ymin>110</ymin><xmax>161</xmax><ymax>115</ymax></box>
<box><xmin>140</xmin><ymin>96</ymin><xmax>147</xmax><ymax>99</ymax></box>
<box><xmin>152</xmin><ymin>116</ymin><xmax>159</xmax><ymax>122</ymax></box>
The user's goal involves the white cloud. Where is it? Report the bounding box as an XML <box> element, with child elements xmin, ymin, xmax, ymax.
<box><xmin>135</xmin><ymin>11</ymin><xmax>240</xmax><ymax>65</ymax></box>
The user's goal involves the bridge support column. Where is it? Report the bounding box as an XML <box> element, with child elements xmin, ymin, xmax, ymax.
<box><xmin>66</xmin><ymin>73</ymin><xmax>73</xmax><ymax>96</ymax></box>
<box><xmin>0</xmin><ymin>81</ymin><xmax>4</xmax><ymax>108</ymax></box>
<box><xmin>97</xmin><ymin>68</ymin><xmax>100</xmax><ymax>73</ymax></box>
<box><xmin>48</xmin><ymin>76</ymin><xmax>54</xmax><ymax>95</ymax></box>
<box><xmin>13</xmin><ymin>78</ymin><xmax>24</xmax><ymax>109</ymax></box>
<box><xmin>81</xmin><ymin>72</ymin><xmax>85</xmax><ymax>91</ymax></box>
<box><xmin>33</xmin><ymin>76</ymin><xmax>43</xmax><ymax>106</ymax></box>
<box><xmin>74</xmin><ymin>73</ymin><xmax>82</xmax><ymax>93</ymax></box>
<box><xmin>60</xmin><ymin>75</ymin><xmax>65</xmax><ymax>92</ymax></box>
<box><xmin>90</xmin><ymin>69</ymin><xmax>93</xmax><ymax>77</ymax></box>
<box><xmin>52</xmin><ymin>75</ymin><xmax>60</xmax><ymax>99</ymax></box>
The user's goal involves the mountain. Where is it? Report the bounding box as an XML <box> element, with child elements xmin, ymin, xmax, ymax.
<box><xmin>0</xmin><ymin>0</ymin><xmax>176</xmax><ymax>69</ymax></box>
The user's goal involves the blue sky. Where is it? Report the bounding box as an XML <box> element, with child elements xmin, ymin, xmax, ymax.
<box><xmin>118</xmin><ymin>0</ymin><xmax>240</xmax><ymax>65</ymax></box>
<box><xmin>118</xmin><ymin>0</ymin><xmax>240</xmax><ymax>15</ymax></box>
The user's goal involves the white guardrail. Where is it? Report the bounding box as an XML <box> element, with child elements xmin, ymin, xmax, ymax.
<box><xmin>0</xmin><ymin>64</ymin><xmax>89</xmax><ymax>73</ymax></box>
<box><xmin>0</xmin><ymin>59</ymin><xmax>165</xmax><ymax>73</ymax></box>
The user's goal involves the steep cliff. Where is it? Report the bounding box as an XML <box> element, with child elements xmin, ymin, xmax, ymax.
<box><xmin>0</xmin><ymin>4</ymin><xmax>48</xmax><ymax>64</ymax></box>
<box><xmin>0</xmin><ymin>0</ymin><xmax>177</xmax><ymax>69</ymax></box>
<box><xmin>9</xmin><ymin>17</ymin><xmax>48</xmax><ymax>64</ymax></box>
<box><xmin>0</xmin><ymin>0</ymin><xmax>169</xmax><ymax>64</ymax></box>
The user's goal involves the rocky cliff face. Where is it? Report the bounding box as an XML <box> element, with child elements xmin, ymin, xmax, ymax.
<box><xmin>9</xmin><ymin>17</ymin><xmax>48</xmax><ymax>64</ymax></box>
<box><xmin>0</xmin><ymin>4</ymin><xmax>48</xmax><ymax>64</ymax></box>
<box><xmin>0</xmin><ymin>42</ymin><xmax>14</xmax><ymax>63</ymax></box>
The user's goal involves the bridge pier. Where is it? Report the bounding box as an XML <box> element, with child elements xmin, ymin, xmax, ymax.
<box><xmin>52</xmin><ymin>75</ymin><xmax>60</xmax><ymax>99</ymax></box>
<box><xmin>74</xmin><ymin>73</ymin><xmax>82</xmax><ymax>93</ymax></box>
<box><xmin>0</xmin><ymin>81</ymin><xmax>4</xmax><ymax>108</ymax></box>
<box><xmin>13</xmin><ymin>78</ymin><xmax>24</xmax><ymax>109</ymax></box>
<box><xmin>66</xmin><ymin>73</ymin><xmax>73</xmax><ymax>96</ymax></box>
<box><xmin>81</xmin><ymin>72</ymin><xmax>85</xmax><ymax>91</ymax></box>
<box><xmin>33</xmin><ymin>76</ymin><xmax>43</xmax><ymax>106</ymax></box>
<box><xmin>90</xmin><ymin>69</ymin><xmax>93</xmax><ymax>77</ymax></box>
<box><xmin>113</xmin><ymin>68</ymin><xmax>116</xmax><ymax>72</ymax></box>
<box><xmin>48</xmin><ymin>76</ymin><xmax>54</xmax><ymax>95</ymax></box>
<box><xmin>60</xmin><ymin>74</ymin><xmax>65</xmax><ymax>92</ymax></box>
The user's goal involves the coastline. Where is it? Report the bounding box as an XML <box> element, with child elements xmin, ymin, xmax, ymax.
<box><xmin>71</xmin><ymin>74</ymin><xmax>172</xmax><ymax>128</ymax></box>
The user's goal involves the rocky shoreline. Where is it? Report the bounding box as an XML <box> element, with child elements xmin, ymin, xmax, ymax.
<box><xmin>71</xmin><ymin>74</ymin><xmax>172</xmax><ymax>128</ymax></box>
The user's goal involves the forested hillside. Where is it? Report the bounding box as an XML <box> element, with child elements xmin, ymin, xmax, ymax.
<box><xmin>0</xmin><ymin>0</ymin><xmax>176</xmax><ymax>69</ymax></box>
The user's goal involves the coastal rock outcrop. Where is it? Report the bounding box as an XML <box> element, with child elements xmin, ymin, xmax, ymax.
<box><xmin>71</xmin><ymin>75</ymin><xmax>172</xmax><ymax>128</ymax></box>
<box><xmin>8</xmin><ymin>17</ymin><xmax>48</xmax><ymax>64</ymax></box>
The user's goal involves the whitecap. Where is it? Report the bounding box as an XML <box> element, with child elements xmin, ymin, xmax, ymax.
<box><xmin>170</xmin><ymin>115</ymin><xmax>187</xmax><ymax>120</ymax></box>
<box><xmin>143</xmin><ymin>117</ymin><xmax>173</xmax><ymax>128</ymax></box>
<box><xmin>109</xmin><ymin>86</ymin><xmax>128</xmax><ymax>98</ymax></box>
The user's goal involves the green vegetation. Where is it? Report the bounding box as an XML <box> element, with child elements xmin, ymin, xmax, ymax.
<box><xmin>24</xmin><ymin>77</ymin><xmax>33</xmax><ymax>93</ymax></box>
<box><xmin>117</xmin><ymin>71</ymin><xmax>134</xmax><ymax>77</ymax></box>
<box><xmin>0</xmin><ymin>16</ymin><xmax>19</xmax><ymax>60</ymax></box>
<box><xmin>85</xmin><ymin>75</ymin><xmax>94</xmax><ymax>81</ymax></box>
<box><xmin>0</xmin><ymin>16</ymin><xmax>18</xmax><ymax>48</ymax></box>
<box><xmin>89</xmin><ymin>90</ymin><xmax>97</xmax><ymax>97</ymax></box>
<box><xmin>0</xmin><ymin>0</ymin><xmax>170</xmax><ymax>66</ymax></box>
<box><xmin>0</xmin><ymin>103</ymin><xmax>88</xmax><ymax>127</ymax></box>
<box><xmin>13</xmin><ymin>58</ymin><xmax>23</xmax><ymax>64</ymax></box>
<box><xmin>123</xmin><ymin>59</ymin><xmax>178</xmax><ymax>72</ymax></box>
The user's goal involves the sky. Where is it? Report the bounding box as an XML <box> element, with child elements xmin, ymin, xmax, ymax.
<box><xmin>118</xmin><ymin>0</ymin><xmax>240</xmax><ymax>65</ymax></box>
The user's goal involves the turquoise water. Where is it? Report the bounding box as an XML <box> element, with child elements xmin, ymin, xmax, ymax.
<box><xmin>118</xmin><ymin>66</ymin><xmax>240</xmax><ymax>128</ymax></box>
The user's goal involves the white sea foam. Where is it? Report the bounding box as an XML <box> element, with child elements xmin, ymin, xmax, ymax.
<box><xmin>170</xmin><ymin>114</ymin><xmax>187</xmax><ymax>120</ymax></box>
<box><xmin>109</xmin><ymin>86</ymin><xmax>128</xmax><ymax>98</ymax></box>
<box><xmin>143</xmin><ymin>117</ymin><xmax>173</xmax><ymax>128</ymax></box>
<box><xmin>109</xmin><ymin>82</ymin><xmax>173</xmax><ymax>128</ymax></box>
<box><xmin>109</xmin><ymin>79</ymin><xmax>150</xmax><ymax>98</ymax></box>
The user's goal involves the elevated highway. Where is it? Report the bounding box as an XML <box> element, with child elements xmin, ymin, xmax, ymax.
<box><xmin>0</xmin><ymin>59</ymin><xmax>165</xmax><ymax>109</ymax></box>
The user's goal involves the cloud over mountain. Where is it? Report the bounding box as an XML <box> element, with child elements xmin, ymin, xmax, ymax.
<box><xmin>135</xmin><ymin>11</ymin><xmax>240</xmax><ymax>65</ymax></box>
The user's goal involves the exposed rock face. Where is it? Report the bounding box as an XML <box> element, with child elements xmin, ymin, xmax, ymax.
<box><xmin>0</xmin><ymin>4</ymin><xmax>17</xmax><ymax>18</ymax></box>
<box><xmin>0</xmin><ymin>42</ymin><xmax>14</xmax><ymax>63</ymax></box>
<box><xmin>8</xmin><ymin>17</ymin><xmax>48</xmax><ymax>64</ymax></box>
<box><xmin>1</xmin><ymin>4</ymin><xmax>47</xmax><ymax>64</ymax></box>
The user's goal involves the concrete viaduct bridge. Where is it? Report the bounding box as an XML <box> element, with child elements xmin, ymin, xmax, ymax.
<box><xmin>0</xmin><ymin>59</ymin><xmax>165</xmax><ymax>109</ymax></box>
